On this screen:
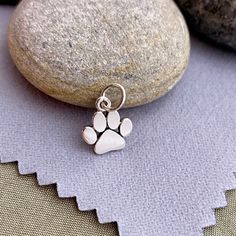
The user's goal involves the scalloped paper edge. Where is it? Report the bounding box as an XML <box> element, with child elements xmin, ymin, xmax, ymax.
<box><xmin>1</xmin><ymin>157</ymin><xmax>236</xmax><ymax>236</ymax></box>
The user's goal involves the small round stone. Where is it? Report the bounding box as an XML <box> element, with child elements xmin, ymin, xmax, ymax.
<box><xmin>8</xmin><ymin>0</ymin><xmax>190</xmax><ymax>108</ymax></box>
<box><xmin>176</xmin><ymin>0</ymin><xmax>236</xmax><ymax>50</ymax></box>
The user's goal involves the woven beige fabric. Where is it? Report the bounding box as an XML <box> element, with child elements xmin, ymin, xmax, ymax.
<box><xmin>0</xmin><ymin>162</ymin><xmax>236</xmax><ymax>236</ymax></box>
<box><xmin>204</xmin><ymin>190</ymin><xmax>236</xmax><ymax>236</ymax></box>
<box><xmin>0</xmin><ymin>163</ymin><xmax>118</xmax><ymax>236</ymax></box>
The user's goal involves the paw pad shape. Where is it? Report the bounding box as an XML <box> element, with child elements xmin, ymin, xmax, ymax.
<box><xmin>82</xmin><ymin>111</ymin><xmax>132</xmax><ymax>154</ymax></box>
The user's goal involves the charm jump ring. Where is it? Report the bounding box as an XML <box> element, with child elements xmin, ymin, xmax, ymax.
<box><xmin>95</xmin><ymin>96</ymin><xmax>112</xmax><ymax>112</ymax></box>
<box><xmin>101</xmin><ymin>83</ymin><xmax>126</xmax><ymax>111</ymax></box>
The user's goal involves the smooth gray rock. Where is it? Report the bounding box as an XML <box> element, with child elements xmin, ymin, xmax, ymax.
<box><xmin>8</xmin><ymin>0</ymin><xmax>190</xmax><ymax>108</ymax></box>
<box><xmin>176</xmin><ymin>0</ymin><xmax>236</xmax><ymax>51</ymax></box>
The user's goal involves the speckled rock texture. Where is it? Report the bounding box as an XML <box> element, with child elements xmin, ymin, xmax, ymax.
<box><xmin>176</xmin><ymin>0</ymin><xmax>236</xmax><ymax>51</ymax></box>
<box><xmin>8</xmin><ymin>0</ymin><xmax>190</xmax><ymax>108</ymax></box>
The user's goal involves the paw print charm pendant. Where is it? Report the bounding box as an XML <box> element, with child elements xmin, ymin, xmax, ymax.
<box><xmin>82</xmin><ymin>83</ymin><xmax>133</xmax><ymax>155</ymax></box>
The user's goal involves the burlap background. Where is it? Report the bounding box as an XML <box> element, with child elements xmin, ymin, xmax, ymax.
<box><xmin>0</xmin><ymin>163</ymin><xmax>118</xmax><ymax>236</ymax></box>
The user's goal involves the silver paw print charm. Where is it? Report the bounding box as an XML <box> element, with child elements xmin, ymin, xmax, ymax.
<box><xmin>82</xmin><ymin>84</ymin><xmax>133</xmax><ymax>155</ymax></box>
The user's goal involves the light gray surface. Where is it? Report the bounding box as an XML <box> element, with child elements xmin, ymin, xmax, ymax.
<box><xmin>1</xmin><ymin>6</ymin><xmax>236</xmax><ymax>236</ymax></box>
